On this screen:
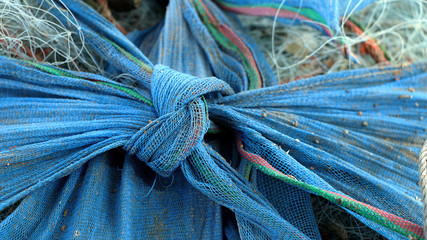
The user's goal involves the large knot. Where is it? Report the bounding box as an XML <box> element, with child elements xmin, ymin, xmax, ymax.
<box><xmin>124</xmin><ymin>65</ymin><xmax>234</xmax><ymax>176</ymax></box>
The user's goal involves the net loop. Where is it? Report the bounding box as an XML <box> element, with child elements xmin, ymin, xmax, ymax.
<box><xmin>124</xmin><ymin>65</ymin><xmax>233</xmax><ymax>176</ymax></box>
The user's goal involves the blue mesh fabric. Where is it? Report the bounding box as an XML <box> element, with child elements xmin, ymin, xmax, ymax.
<box><xmin>215</xmin><ymin>0</ymin><xmax>375</xmax><ymax>33</ymax></box>
<box><xmin>126</xmin><ymin>0</ymin><xmax>278</xmax><ymax>92</ymax></box>
<box><xmin>0</xmin><ymin>0</ymin><xmax>426</xmax><ymax>239</ymax></box>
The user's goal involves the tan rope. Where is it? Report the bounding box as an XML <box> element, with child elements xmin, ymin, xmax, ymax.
<box><xmin>418</xmin><ymin>139</ymin><xmax>427</xmax><ymax>239</ymax></box>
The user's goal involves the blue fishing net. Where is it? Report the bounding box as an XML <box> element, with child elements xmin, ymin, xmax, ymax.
<box><xmin>0</xmin><ymin>0</ymin><xmax>426</xmax><ymax>239</ymax></box>
<box><xmin>213</xmin><ymin>0</ymin><xmax>375</xmax><ymax>36</ymax></box>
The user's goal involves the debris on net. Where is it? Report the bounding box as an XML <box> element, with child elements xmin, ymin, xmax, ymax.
<box><xmin>0</xmin><ymin>0</ymin><xmax>426</xmax><ymax>240</ymax></box>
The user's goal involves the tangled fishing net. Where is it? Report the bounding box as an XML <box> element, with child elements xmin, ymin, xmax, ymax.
<box><xmin>0</xmin><ymin>0</ymin><xmax>426</xmax><ymax>239</ymax></box>
<box><xmin>241</xmin><ymin>0</ymin><xmax>427</xmax><ymax>82</ymax></box>
<box><xmin>0</xmin><ymin>0</ymin><xmax>105</xmax><ymax>73</ymax></box>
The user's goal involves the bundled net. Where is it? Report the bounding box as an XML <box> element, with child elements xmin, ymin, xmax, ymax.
<box><xmin>235</xmin><ymin>1</ymin><xmax>427</xmax><ymax>237</ymax></box>
<box><xmin>0</xmin><ymin>0</ymin><xmax>426</xmax><ymax>239</ymax></box>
